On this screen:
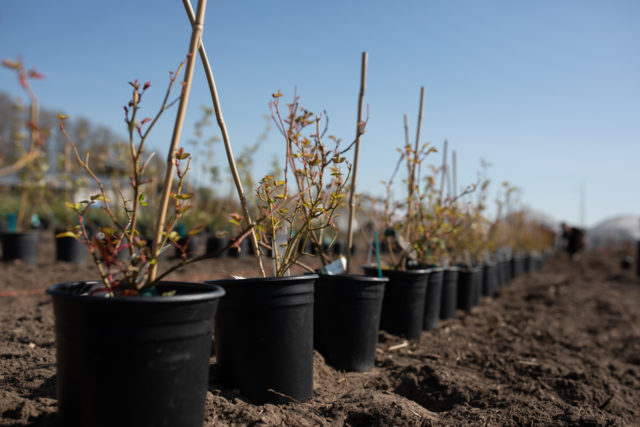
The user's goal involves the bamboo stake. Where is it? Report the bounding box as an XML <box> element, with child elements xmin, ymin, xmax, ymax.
<box><xmin>403</xmin><ymin>114</ymin><xmax>410</xmax><ymax>177</ymax></box>
<box><xmin>439</xmin><ymin>140</ymin><xmax>448</xmax><ymax>204</ymax></box>
<box><xmin>405</xmin><ymin>86</ymin><xmax>425</xmax><ymax>240</ymax></box>
<box><xmin>149</xmin><ymin>0</ymin><xmax>207</xmax><ymax>282</ymax></box>
<box><xmin>452</xmin><ymin>150</ymin><xmax>457</xmax><ymax>200</ymax></box>
<box><xmin>0</xmin><ymin>150</ymin><xmax>39</xmax><ymax>179</ymax></box>
<box><xmin>346</xmin><ymin>52</ymin><xmax>368</xmax><ymax>273</ymax></box>
<box><xmin>446</xmin><ymin>165</ymin><xmax>453</xmax><ymax>200</ymax></box>
<box><xmin>182</xmin><ymin>0</ymin><xmax>265</xmax><ymax>277</ymax></box>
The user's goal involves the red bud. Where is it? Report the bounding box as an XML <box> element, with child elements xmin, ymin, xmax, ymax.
<box><xmin>28</xmin><ymin>69</ymin><xmax>44</xmax><ymax>79</ymax></box>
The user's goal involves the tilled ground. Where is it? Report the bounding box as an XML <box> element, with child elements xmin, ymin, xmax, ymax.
<box><xmin>1</xmin><ymin>232</ymin><xmax>639</xmax><ymax>425</ymax></box>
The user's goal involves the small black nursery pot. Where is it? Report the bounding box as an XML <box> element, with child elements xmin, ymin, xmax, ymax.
<box><xmin>47</xmin><ymin>281</ymin><xmax>225</xmax><ymax>427</ymax></box>
<box><xmin>210</xmin><ymin>274</ymin><xmax>316</xmax><ymax>404</ymax></box>
<box><xmin>55</xmin><ymin>230</ymin><xmax>87</xmax><ymax>264</ymax></box>
<box><xmin>206</xmin><ymin>235</ymin><xmax>229</xmax><ymax>258</ymax></box>
<box><xmin>440</xmin><ymin>267</ymin><xmax>459</xmax><ymax>319</ymax></box>
<box><xmin>1</xmin><ymin>231</ymin><xmax>39</xmax><ymax>265</ymax></box>
<box><xmin>423</xmin><ymin>268</ymin><xmax>444</xmax><ymax>330</ymax></box>
<box><xmin>314</xmin><ymin>274</ymin><xmax>387</xmax><ymax>372</ymax></box>
<box><xmin>363</xmin><ymin>266</ymin><xmax>428</xmax><ymax>341</ymax></box>
<box><xmin>482</xmin><ymin>262</ymin><xmax>498</xmax><ymax>297</ymax></box>
<box><xmin>457</xmin><ymin>267</ymin><xmax>481</xmax><ymax>312</ymax></box>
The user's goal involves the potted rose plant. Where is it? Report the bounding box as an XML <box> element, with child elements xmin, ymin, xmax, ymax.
<box><xmin>44</xmin><ymin>5</ymin><xmax>237</xmax><ymax>425</ymax></box>
<box><xmin>362</xmin><ymin>88</ymin><xmax>438</xmax><ymax>341</ymax></box>
<box><xmin>208</xmin><ymin>91</ymin><xmax>353</xmax><ymax>404</ymax></box>
<box><xmin>1</xmin><ymin>58</ymin><xmax>47</xmax><ymax>265</ymax></box>
<box><xmin>447</xmin><ymin>185</ymin><xmax>488</xmax><ymax>311</ymax></box>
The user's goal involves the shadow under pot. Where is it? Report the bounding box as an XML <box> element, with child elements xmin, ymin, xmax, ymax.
<box><xmin>46</xmin><ymin>281</ymin><xmax>225</xmax><ymax>427</ymax></box>
<box><xmin>55</xmin><ymin>230</ymin><xmax>87</xmax><ymax>264</ymax></box>
<box><xmin>314</xmin><ymin>274</ymin><xmax>387</xmax><ymax>372</ymax></box>
<box><xmin>1</xmin><ymin>231</ymin><xmax>39</xmax><ymax>265</ymax></box>
<box><xmin>423</xmin><ymin>268</ymin><xmax>444</xmax><ymax>330</ymax></box>
<box><xmin>209</xmin><ymin>275</ymin><xmax>316</xmax><ymax>405</ymax></box>
<box><xmin>362</xmin><ymin>267</ymin><xmax>429</xmax><ymax>341</ymax></box>
<box><xmin>440</xmin><ymin>267</ymin><xmax>459</xmax><ymax>320</ymax></box>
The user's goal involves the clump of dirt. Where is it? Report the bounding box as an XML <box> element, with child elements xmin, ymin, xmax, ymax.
<box><xmin>1</xmin><ymin>232</ymin><xmax>639</xmax><ymax>425</ymax></box>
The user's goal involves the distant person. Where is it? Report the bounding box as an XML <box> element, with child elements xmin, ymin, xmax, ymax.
<box><xmin>561</xmin><ymin>223</ymin><xmax>585</xmax><ymax>259</ymax></box>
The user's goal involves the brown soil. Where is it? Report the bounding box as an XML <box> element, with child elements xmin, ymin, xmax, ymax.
<box><xmin>1</xmin><ymin>231</ymin><xmax>640</xmax><ymax>426</ymax></box>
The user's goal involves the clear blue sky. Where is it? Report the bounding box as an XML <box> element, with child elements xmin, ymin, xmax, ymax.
<box><xmin>1</xmin><ymin>0</ymin><xmax>638</xmax><ymax>228</ymax></box>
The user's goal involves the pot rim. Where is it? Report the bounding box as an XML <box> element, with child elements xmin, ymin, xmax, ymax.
<box><xmin>205</xmin><ymin>273</ymin><xmax>318</xmax><ymax>286</ymax></box>
<box><xmin>361</xmin><ymin>265</ymin><xmax>431</xmax><ymax>274</ymax></box>
<box><xmin>1</xmin><ymin>230</ymin><xmax>40</xmax><ymax>236</ymax></box>
<box><xmin>47</xmin><ymin>280</ymin><xmax>225</xmax><ymax>303</ymax></box>
<box><xmin>317</xmin><ymin>273</ymin><xmax>389</xmax><ymax>282</ymax></box>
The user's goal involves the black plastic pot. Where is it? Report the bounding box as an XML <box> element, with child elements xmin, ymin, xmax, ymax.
<box><xmin>457</xmin><ymin>268</ymin><xmax>481</xmax><ymax>311</ymax></box>
<box><xmin>1</xmin><ymin>231</ymin><xmax>39</xmax><ymax>264</ymax></box>
<box><xmin>495</xmin><ymin>258</ymin><xmax>504</xmax><ymax>288</ymax></box>
<box><xmin>228</xmin><ymin>237</ymin><xmax>249</xmax><ymax>258</ymax></box>
<box><xmin>423</xmin><ymin>268</ymin><xmax>443</xmax><ymax>330</ymax></box>
<box><xmin>206</xmin><ymin>235</ymin><xmax>229</xmax><ymax>258</ymax></box>
<box><xmin>440</xmin><ymin>267</ymin><xmax>459</xmax><ymax>319</ymax></box>
<box><xmin>174</xmin><ymin>235</ymin><xmax>204</xmax><ymax>259</ymax></box>
<box><xmin>502</xmin><ymin>257</ymin><xmax>513</xmax><ymax>284</ymax></box>
<box><xmin>55</xmin><ymin>230</ymin><xmax>87</xmax><ymax>264</ymax></box>
<box><xmin>314</xmin><ymin>274</ymin><xmax>387</xmax><ymax>372</ymax></box>
<box><xmin>482</xmin><ymin>262</ymin><xmax>498</xmax><ymax>297</ymax></box>
<box><xmin>210</xmin><ymin>275</ymin><xmax>316</xmax><ymax>404</ymax></box>
<box><xmin>526</xmin><ymin>253</ymin><xmax>542</xmax><ymax>272</ymax></box>
<box><xmin>511</xmin><ymin>255</ymin><xmax>525</xmax><ymax>279</ymax></box>
<box><xmin>46</xmin><ymin>281</ymin><xmax>225</xmax><ymax>427</ymax></box>
<box><xmin>363</xmin><ymin>267</ymin><xmax>428</xmax><ymax>340</ymax></box>
<box><xmin>474</xmin><ymin>266</ymin><xmax>483</xmax><ymax>305</ymax></box>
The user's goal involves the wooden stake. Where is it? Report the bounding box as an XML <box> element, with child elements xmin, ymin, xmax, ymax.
<box><xmin>439</xmin><ymin>140</ymin><xmax>448</xmax><ymax>204</ymax></box>
<box><xmin>346</xmin><ymin>52</ymin><xmax>368</xmax><ymax>273</ymax></box>
<box><xmin>405</xmin><ymin>86</ymin><xmax>425</xmax><ymax>240</ymax></box>
<box><xmin>150</xmin><ymin>0</ymin><xmax>207</xmax><ymax>281</ymax></box>
<box><xmin>182</xmin><ymin>0</ymin><xmax>265</xmax><ymax>277</ymax></box>
<box><xmin>452</xmin><ymin>150</ymin><xmax>457</xmax><ymax>200</ymax></box>
<box><xmin>403</xmin><ymin>114</ymin><xmax>410</xmax><ymax>177</ymax></box>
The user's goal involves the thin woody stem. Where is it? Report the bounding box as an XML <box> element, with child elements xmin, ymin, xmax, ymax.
<box><xmin>59</xmin><ymin>125</ymin><xmax>124</xmax><ymax>233</ymax></box>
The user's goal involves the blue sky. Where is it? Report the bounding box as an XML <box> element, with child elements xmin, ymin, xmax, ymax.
<box><xmin>1</xmin><ymin>0</ymin><xmax>639</xmax><ymax>228</ymax></box>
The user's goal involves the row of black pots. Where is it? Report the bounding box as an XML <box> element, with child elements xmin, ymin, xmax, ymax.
<box><xmin>360</xmin><ymin>253</ymin><xmax>550</xmax><ymax>341</ymax></box>
<box><xmin>0</xmin><ymin>230</ymin><xmax>87</xmax><ymax>265</ymax></box>
<box><xmin>211</xmin><ymin>273</ymin><xmax>390</xmax><ymax>404</ymax></box>
<box><xmin>44</xmin><ymin>253</ymin><xmax>550</xmax><ymax>426</ymax></box>
<box><xmin>1</xmin><ymin>230</ymin><xmax>263</xmax><ymax>265</ymax></box>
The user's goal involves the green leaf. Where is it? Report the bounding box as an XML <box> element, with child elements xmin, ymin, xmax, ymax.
<box><xmin>56</xmin><ymin>231</ymin><xmax>78</xmax><ymax>239</ymax></box>
<box><xmin>174</xmin><ymin>193</ymin><xmax>193</xmax><ymax>200</ymax></box>
<box><xmin>90</xmin><ymin>194</ymin><xmax>111</xmax><ymax>202</ymax></box>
